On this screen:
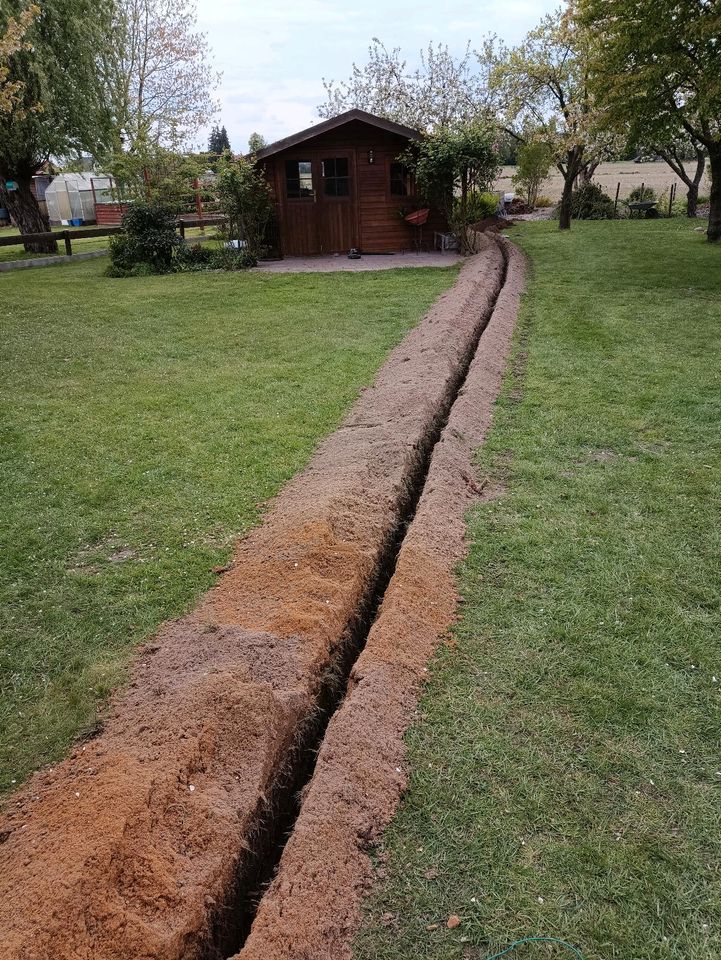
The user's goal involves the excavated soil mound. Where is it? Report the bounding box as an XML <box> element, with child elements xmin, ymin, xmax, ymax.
<box><xmin>0</xmin><ymin>238</ymin><xmax>505</xmax><ymax>960</ymax></box>
<box><xmin>236</xmin><ymin>241</ymin><xmax>526</xmax><ymax>960</ymax></box>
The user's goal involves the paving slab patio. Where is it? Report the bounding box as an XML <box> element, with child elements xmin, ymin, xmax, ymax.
<box><xmin>255</xmin><ymin>251</ymin><xmax>462</xmax><ymax>273</ymax></box>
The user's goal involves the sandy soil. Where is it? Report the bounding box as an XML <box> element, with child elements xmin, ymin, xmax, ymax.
<box><xmin>0</xmin><ymin>238</ymin><xmax>507</xmax><ymax>960</ymax></box>
<box><xmin>236</xmin><ymin>239</ymin><xmax>525</xmax><ymax>960</ymax></box>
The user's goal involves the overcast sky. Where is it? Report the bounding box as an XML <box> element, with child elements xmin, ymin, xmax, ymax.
<box><xmin>195</xmin><ymin>0</ymin><xmax>559</xmax><ymax>153</ymax></box>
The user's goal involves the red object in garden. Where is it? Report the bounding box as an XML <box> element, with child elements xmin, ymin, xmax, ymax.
<box><xmin>404</xmin><ymin>207</ymin><xmax>430</xmax><ymax>225</ymax></box>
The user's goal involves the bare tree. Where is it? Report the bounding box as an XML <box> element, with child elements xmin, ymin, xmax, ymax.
<box><xmin>106</xmin><ymin>0</ymin><xmax>219</xmax><ymax>153</ymax></box>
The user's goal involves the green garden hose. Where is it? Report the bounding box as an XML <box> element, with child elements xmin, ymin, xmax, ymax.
<box><xmin>485</xmin><ymin>936</ymin><xmax>584</xmax><ymax>959</ymax></box>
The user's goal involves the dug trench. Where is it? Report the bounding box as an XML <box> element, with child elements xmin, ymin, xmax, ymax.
<box><xmin>0</xmin><ymin>234</ymin><xmax>523</xmax><ymax>960</ymax></box>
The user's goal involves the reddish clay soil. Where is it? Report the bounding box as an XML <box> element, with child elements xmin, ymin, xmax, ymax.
<box><xmin>0</xmin><ymin>238</ymin><xmax>508</xmax><ymax>960</ymax></box>
<box><xmin>236</xmin><ymin>241</ymin><xmax>526</xmax><ymax>960</ymax></box>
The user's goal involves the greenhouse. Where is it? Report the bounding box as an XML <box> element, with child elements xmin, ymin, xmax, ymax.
<box><xmin>45</xmin><ymin>173</ymin><xmax>109</xmax><ymax>225</ymax></box>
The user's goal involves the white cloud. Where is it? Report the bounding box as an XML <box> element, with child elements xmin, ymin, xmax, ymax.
<box><xmin>195</xmin><ymin>0</ymin><xmax>558</xmax><ymax>151</ymax></box>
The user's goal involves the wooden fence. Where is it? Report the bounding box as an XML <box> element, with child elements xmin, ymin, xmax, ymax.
<box><xmin>0</xmin><ymin>227</ymin><xmax>122</xmax><ymax>256</ymax></box>
<box><xmin>0</xmin><ymin>216</ymin><xmax>229</xmax><ymax>259</ymax></box>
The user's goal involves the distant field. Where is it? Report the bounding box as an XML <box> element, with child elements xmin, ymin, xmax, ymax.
<box><xmin>495</xmin><ymin>160</ymin><xmax>711</xmax><ymax>202</ymax></box>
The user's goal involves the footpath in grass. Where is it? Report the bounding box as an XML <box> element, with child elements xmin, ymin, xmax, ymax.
<box><xmin>0</xmin><ymin>258</ymin><xmax>458</xmax><ymax>795</ymax></box>
<box><xmin>356</xmin><ymin>220</ymin><xmax>721</xmax><ymax>960</ymax></box>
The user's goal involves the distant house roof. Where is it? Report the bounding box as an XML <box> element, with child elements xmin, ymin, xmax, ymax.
<box><xmin>254</xmin><ymin>109</ymin><xmax>423</xmax><ymax>160</ymax></box>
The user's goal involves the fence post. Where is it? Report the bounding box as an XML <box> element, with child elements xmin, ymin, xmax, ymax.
<box><xmin>668</xmin><ymin>184</ymin><xmax>674</xmax><ymax>218</ymax></box>
<box><xmin>63</xmin><ymin>231</ymin><xmax>72</xmax><ymax>256</ymax></box>
<box><xmin>194</xmin><ymin>178</ymin><xmax>204</xmax><ymax>234</ymax></box>
<box><xmin>614</xmin><ymin>182</ymin><xmax>620</xmax><ymax>218</ymax></box>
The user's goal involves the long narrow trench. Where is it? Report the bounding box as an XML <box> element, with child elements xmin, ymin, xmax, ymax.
<box><xmin>205</xmin><ymin>239</ymin><xmax>510</xmax><ymax>960</ymax></box>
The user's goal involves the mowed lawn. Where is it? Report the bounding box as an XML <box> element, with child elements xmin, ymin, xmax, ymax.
<box><xmin>357</xmin><ymin>220</ymin><xmax>721</xmax><ymax>960</ymax></box>
<box><xmin>0</xmin><ymin>259</ymin><xmax>458</xmax><ymax>795</ymax></box>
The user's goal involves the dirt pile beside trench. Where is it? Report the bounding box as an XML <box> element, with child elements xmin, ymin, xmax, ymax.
<box><xmin>236</xmin><ymin>240</ymin><xmax>526</xmax><ymax>960</ymax></box>
<box><xmin>0</xmin><ymin>238</ymin><xmax>504</xmax><ymax>960</ymax></box>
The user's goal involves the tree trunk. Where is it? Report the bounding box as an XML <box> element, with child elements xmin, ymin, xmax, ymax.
<box><xmin>0</xmin><ymin>174</ymin><xmax>57</xmax><ymax>254</ymax></box>
<box><xmin>707</xmin><ymin>144</ymin><xmax>721</xmax><ymax>243</ymax></box>
<box><xmin>580</xmin><ymin>160</ymin><xmax>599</xmax><ymax>184</ymax></box>
<box><xmin>559</xmin><ymin>173</ymin><xmax>574</xmax><ymax>230</ymax></box>
<box><xmin>687</xmin><ymin>149</ymin><xmax>705</xmax><ymax>218</ymax></box>
<box><xmin>558</xmin><ymin>148</ymin><xmax>583</xmax><ymax>231</ymax></box>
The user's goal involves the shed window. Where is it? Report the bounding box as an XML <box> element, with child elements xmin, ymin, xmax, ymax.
<box><xmin>321</xmin><ymin>157</ymin><xmax>350</xmax><ymax>197</ymax></box>
<box><xmin>390</xmin><ymin>162</ymin><xmax>412</xmax><ymax>197</ymax></box>
<box><xmin>286</xmin><ymin>160</ymin><xmax>313</xmax><ymax>199</ymax></box>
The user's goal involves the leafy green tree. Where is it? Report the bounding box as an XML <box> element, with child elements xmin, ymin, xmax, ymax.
<box><xmin>651</xmin><ymin>129</ymin><xmax>706</xmax><ymax>219</ymax></box>
<box><xmin>216</xmin><ymin>155</ymin><xmax>273</xmax><ymax>260</ymax></box>
<box><xmin>208</xmin><ymin>124</ymin><xmax>231</xmax><ymax>154</ymax></box>
<box><xmin>404</xmin><ymin>122</ymin><xmax>500</xmax><ymax>253</ymax></box>
<box><xmin>247</xmin><ymin>132</ymin><xmax>267</xmax><ymax>154</ymax></box>
<box><xmin>106</xmin><ymin>145</ymin><xmax>203</xmax><ymax>209</ymax></box>
<box><xmin>0</xmin><ymin>2</ymin><xmax>38</xmax><ymax>117</ymax></box>
<box><xmin>0</xmin><ymin>0</ymin><xmax>114</xmax><ymax>251</ymax></box>
<box><xmin>488</xmin><ymin>9</ymin><xmax>618</xmax><ymax>230</ymax></box>
<box><xmin>512</xmin><ymin>140</ymin><xmax>553</xmax><ymax>209</ymax></box>
<box><xmin>576</xmin><ymin>0</ymin><xmax>721</xmax><ymax>241</ymax></box>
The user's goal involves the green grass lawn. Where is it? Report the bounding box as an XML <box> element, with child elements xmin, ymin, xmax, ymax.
<box><xmin>0</xmin><ymin>258</ymin><xmax>458</xmax><ymax>795</ymax></box>
<box><xmin>356</xmin><ymin>219</ymin><xmax>721</xmax><ymax>960</ymax></box>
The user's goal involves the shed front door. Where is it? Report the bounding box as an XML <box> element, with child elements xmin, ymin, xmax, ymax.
<box><xmin>280</xmin><ymin>153</ymin><xmax>358</xmax><ymax>256</ymax></box>
<box><xmin>282</xmin><ymin>158</ymin><xmax>320</xmax><ymax>256</ymax></box>
<box><xmin>316</xmin><ymin>152</ymin><xmax>357</xmax><ymax>254</ymax></box>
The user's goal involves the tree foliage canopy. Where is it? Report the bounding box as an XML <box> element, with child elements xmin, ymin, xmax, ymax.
<box><xmin>488</xmin><ymin>10</ymin><xmax>617</xmax><ymax>178</ymax></box>
<box><xmin>575</xmin><ymin>0</ymin><xmax>721</xmax><ymax>239</ymax></box>
<box><xmin>216</xmin><ymin>155</ymin><xmax>273</xmax><ymax>258</ymax></box>
<box><xmin>208</xmin><ymin>124</ymin><xmax>231</xmax><ymax>155</ymax></box>
<box><xmin>104</xmin><ymin>0</ymin><xmax>219</xmax><ymax>153</ymax></box>
<box><xmin>0</xmin><ymin>0</ymin><xmax>115</xmax><ymax>175</ymax></box>
<box><xmin>0</xmin><ymin>2</ymin><xmax>39</xmax><ymax>117</ymax></box>
<box><xmin>320</xmin><ymin>38</ymin><xmax>493</xmax><ymax>132</ymax></box>
<box><xmin>247</xmin><ymin>131</ymin><xmax>267</xmax><ymax>154</ymax></box>
<box><xmin>512</xmin><ymin>140</ymin><xmax>553</xmax><ymax>208</ymax></box>
<box><xmin>404</xmin><ymin>122</ymin><xmax>500</xmax><ymax>251</ymax></box>
<box><xmin>487</xmin><ymin>8</ymin><xmax>618</xmax><ymax>227</ymax></box>
<box><xmin>575</xmin><ymin>0</ymin><xmax>721</xmax><ymax>150</ymax></box>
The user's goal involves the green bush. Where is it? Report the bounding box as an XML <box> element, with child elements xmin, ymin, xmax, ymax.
<box><xmin>555</xmin><ymin>181</ymin><xmax>616</xmax><ymax>221</ymax></box>
<box><xmin>210</xmin><ymin>247</ymin><xmax>257</xmax><ymax>270</ymax></box>
<box><xmin>455</xmin><ymin>191</ymin><xmax>498</xmax><ymax>224</ymax></box>
<box><xmin>107</xmin><ymin>202</ymin><xmax>180</xmax><ymax>276</ymax></box>
<box><xmin>173</xmin><ymin>243</ymin><xmax>216</xmax><ymax>271</ymax></box>
<box><xmin>628</xmin><ymin>185</ymin><xmax>657</xmax><ymax>203</ymax></box>
<box><xmin>107</xmin><ymin>206</ymin><xmax>258</xmax><ymax>278</ymax></box>
<box><xmin>512</xmin><ymin>141</ymin><xmax>553</xmax><ymax>209</ymax></box>
<box><xmin>107</xmin><ymin>233</ymin><xmax>135</xmax><ymax>274</ymax></box>
<box><xmin>173</xmin><ymin>242</ymin><xmax>257</xmax><ymax>273</ymax></box>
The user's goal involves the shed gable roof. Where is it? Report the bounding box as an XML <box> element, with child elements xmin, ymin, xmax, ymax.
<box><xmin>254</xmin><ymin>109</ymin><xmax>423</xmax><ymax>160</ymax></box>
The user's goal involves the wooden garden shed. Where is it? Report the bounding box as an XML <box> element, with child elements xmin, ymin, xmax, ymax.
<box><xmin>255</xmin><ymin>109</ymin><xmax>447</xmax><ymax>257</ymax></box>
